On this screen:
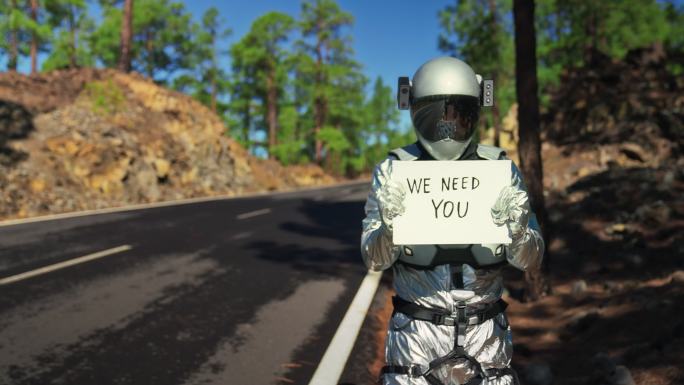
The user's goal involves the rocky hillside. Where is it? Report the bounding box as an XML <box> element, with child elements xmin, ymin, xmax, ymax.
<box><xmin>0</xmin><ymin>69</ymin><xmax>335</xmax><ymax>221</ymax></box>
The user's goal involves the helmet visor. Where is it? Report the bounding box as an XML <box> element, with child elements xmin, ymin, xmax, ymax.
<box><xmin>411</xmin><ymin>95</ymin><xmax>479</xmax><ymax>142</ymax></box>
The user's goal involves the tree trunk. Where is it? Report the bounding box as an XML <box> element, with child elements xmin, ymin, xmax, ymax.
<box><xmin>145</xmin><ymin>29</ymin><xmax>154</xmax><ymax>78</ymax></box>
<box><xmin>9</xmin><ymin>0</ymin><xmax>18</xmax><ymax>71</ymax></box>
<box><xmin>584</xmin><ymin>4</ymin><xmax>596</xmax><ymax>65</ymax></box>
<box><xmin>209</xmin><ymin>32</ymin><xmax>217</xmax><ymax>112</ymax></box>
<box><xmin>513</xmin><ymin>0</ymin><xmax>550</xmax><ymax>301</ymax></box>
<box><xmin>68</xmin><ymin>5</ymin><xmax>76</xmax><ymax>68</ymax></box>
<box><xmin>118</xmin><ymin>0</ymin><xmax>134</xmax><ymax>72</ymax></box>
<box><xmin>210</xmin><ymin>76</ymin><xmax>217</xmax><ymax>113</ymax></box>
<box><xmin>314</xmin><ymin>95</ymin><xmax>326</xmax><ymax>163</ymax></box>
<box><xmin>488</xmin><ymin>0</ymin><xmax>502</xmax><ymax>147</ymax></box>
<box><xmin>243</xmin><ymin>101</ymin><xmax>251</xmax><ymax>150</ymax></box>
<box><xmin>29</xmin><ymin>0</ymin><xmax>38</xmax><ymax>74</ymax></box>
<box><xmin>313</xmin><ymin>21</ymin><xmax>325</xmax><ymax>164</ymax></box>
<box><xmin>266</xmin><ymin>65</ymin><xmax>278</xmax><ymax>159</ymax></box>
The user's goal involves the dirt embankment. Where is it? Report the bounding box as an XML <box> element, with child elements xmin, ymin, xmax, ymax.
<box><xmin>0</xmin><ymin>69</ymin><xmax>337</xmax><ymax>221</ymax></box>
<box><xmin>506</xmin><ymin>46</ymin><xmax>684</xmax><ymax>385</ymax></box>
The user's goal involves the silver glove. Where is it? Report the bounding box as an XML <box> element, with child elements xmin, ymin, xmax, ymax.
<box><xmin>377</xmin><ymin>178</ymin><xmax>407</xmax><ymax>232</ymax></box>
<box><xmin>491</xmin><ymin>185</ymin><xmax>530</xmax><ymax>239</ymax></box>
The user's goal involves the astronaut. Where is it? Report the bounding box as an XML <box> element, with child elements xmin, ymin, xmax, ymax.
<box><xmin>361</xmin><ymin>57</ymin><xmax>545</xmax><ymax>385</ymax></box>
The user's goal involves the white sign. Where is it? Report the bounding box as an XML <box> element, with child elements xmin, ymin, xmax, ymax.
<box><xmin>392</xmin><ymin>160</ymin><xmax>512</xmax><ymax>245</ymax></box>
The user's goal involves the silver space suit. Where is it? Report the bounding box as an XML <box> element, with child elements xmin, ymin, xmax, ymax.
<box><xmin>361</xmin><ymin>57</ymin><xmax>545</xmax><ymax>385</ymax></box>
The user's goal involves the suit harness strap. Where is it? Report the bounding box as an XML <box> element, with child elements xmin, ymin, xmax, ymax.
<box><xmin>381</xmin><ymin>296</ymin><xmax>517</xmax><ymax>385</ymax></box>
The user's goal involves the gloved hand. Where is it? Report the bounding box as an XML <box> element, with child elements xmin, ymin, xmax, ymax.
<box><xmin>491</xmin><ymin>185</ymin><xmax>530</xmax><ymax>239</ymax></box>
<box><xmin>376</xmin><ymin>179</ymin><xmax>407</xmax><ymax>232</ymax></box>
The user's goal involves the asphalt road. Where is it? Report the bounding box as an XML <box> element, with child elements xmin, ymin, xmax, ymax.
<box><xmin>0</xmin><ymin>181</ymin><xmax>373</xmax><ymax>385</ymax></box>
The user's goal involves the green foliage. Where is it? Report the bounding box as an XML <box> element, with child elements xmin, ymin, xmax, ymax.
<box><xmin>228</xmin><ymin>11</ymin><xmax>295</xmax><ymax>158</ymax></box>
<box><xmin>172</xmin><ymin>7</ymin><xmax>231</xmax><ymax>114</ymax></box>
<box><xmin>0</xmin><ymin>2</ymin><xmax>7</xmax><ymax>54</ymax></box>
<box><xmin>84</xmin><ymin>80</ymin><xmax>125</xmax><ymax>115</ymax></box>
<box><xmin>438</xmin><ymin>0</ymin><xmax>513</xmax><ymax>78</ymax></box>
<box><xmin>438</xmin><ymin>0</ymin><xmax>515</xmax><ymax>131</ymax></box>
<box><xmin>317</xmin><ymin>126</ymin><xmax>350</xmax><ymax>174</ymax></box>
<box><xmin>535</xmin><ymin>0</ymin><xmax>671</xmax><ymax>87</ymax></box>
<box><xmin>90</xmin><ymin>0</ymin><xmax>196</xmax><ymax>81</ymax></box>
<box><xmin>273</xmin><ymin>102</ymin><xmax>307</xmax><ymax>165</ymax></box>
<box><xmin>0</xmin><ymin>0</ymin><xmax>45</xmax><ymax>70</ymax></box>
<box><xmin>296</xmin><ymin>0</ymin><xmax>369</xmax><ymax>174</ymax></box>
<box><xmin>663</xmin><ymin>1</ymin><xmax>684</xmax><ymax>74</ymax></box>
<box><xmin>317</xmin><ymin>125</ymin><xmax>350</xmax><ymax>152</ymax></box>
<box><xmin>42</xmin><ymin>0</ymin><xmax>94</xmax><ymax>70</ymax></box>
<box><xmin>388</xmin><ymin>125</ymin><xmax>417</xmax><ymax>150</ymax></box>
<box><xmin>42</xmin><ymin>30</ymin><xmax>94</xmax><ymax>70</ymax></box>
<box><xmin>439</xmin><ymin>0</ymin><xmax>684</xmax><ymax>113</ymax></box>
<box><xmin>87</xmin><ymin>5</ymin><xmax>120</xmax><ymax>66</ymax></box>
<box><xmin>357</xmin><ymin>77</ymin><xmax>401</xmax><ymax>171</ymax></box>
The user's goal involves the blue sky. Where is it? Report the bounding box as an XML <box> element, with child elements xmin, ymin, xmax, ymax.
<box><xmin>182</xmin><ymin>0</ymin><xmax>453</xmax><ymax>83</ymax></box>
<box><xmin>183</xmin><ymin>0</ymin><xmax>454</xmax><ymax>127</ymax></box>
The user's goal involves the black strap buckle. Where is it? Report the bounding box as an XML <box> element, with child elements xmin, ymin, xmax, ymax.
<box><xmin>433</xmin><ymin>313</ymin><xmax>455</xmax><ymax>326</ymax></box>
<box><xmin>407</xmin><ymin>365</ymin><xmax>423</xmax><ymax>377</ymax></box>
<box><xmin>381</xmin><ymin>364</ymin><xmax>423</xmax><ymax>378</ymax></box>
<box><xmin>456</xmin><ymin>302</ymin><xmax>467</xmax><ymax>321</ymax></box>
<box><xmin>481</xmin><ymin>367</ymin><xmax>496</xmax><ymax>380</ymax></box>
<box><xmin>474</xmin><ymin>312</ymin><xmax>486</xmax><ymax>324</ymax></box>
<box><xmin>481</xmin><ymin>367</ymin><xmax>513</xmax><ymax>381</ymax></box>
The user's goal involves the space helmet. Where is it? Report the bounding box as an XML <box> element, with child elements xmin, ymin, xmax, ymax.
<box><xmin>397</xmin><ymin>57</ymin><xmax>493</xmax><ymax>160</ymax></box>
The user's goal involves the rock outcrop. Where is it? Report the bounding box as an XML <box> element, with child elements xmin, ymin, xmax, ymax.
<box><xmin>543</xmin><ymin>45</ymin><xmax>683</xmax><ymax>165</ymax></box>
<box><xmin>0</xmin><ymin>69</ymin><xmax>336</xmax><ymax>221</ymax></box>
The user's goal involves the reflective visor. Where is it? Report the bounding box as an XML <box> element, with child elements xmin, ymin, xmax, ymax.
<box><xmin>411</xmin><ymin>95</ymin><xmax>479</xmax><ymax>142</ymax></box>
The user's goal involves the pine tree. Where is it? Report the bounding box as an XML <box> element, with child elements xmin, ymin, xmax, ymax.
<box><xmin>297</xmin><ymin>0</ymin><xmax>356</xmax><ymax>165</ymax></box>
<box><xmin>1</xmin><ymin>0</ymin><xmax>33</xmax><ymax>71</ymax></box>
<box><xmin>0</xmin><ymin>2</ymin><xmax>7</xmax><ymax>70</ymax></box>
<box><xmin>43</xmin><ymin>0</ymin><xmax>94</xmax><ymax>70</ymax></box>
<box><xmin>118</xmin><ymin>0</ymin><xmax>133</xmax><ymax>72</ymax></box>
<box><xmin>357</xmin><ymin>76</ymin><xmax>401</xmax><ymax>171</ymax></box>
<box><xmin>229</xmin><ymin>12</ymin><xmax>294</xmax><ymax>159</ymax></box>
<box><xmin>200</xmin><ymin>8</ymin><xmax>230</xmax><ymax>113</ymax></box>
<box><xmin>90</xmin><ymin>0</ymin><xmax>195</xmax><ymax>81</ymax></box>
<box><xmin>7</xmin><ymin>0</ymin><xmax>20</xmax><ymax>71</ymax></box>
<box><xmin>438</xmin><ymin>0</ymin><xmax>515</xmax><ymax>146</ymax></box>
<box><xmin>173</xmin><ymin>7</ymin><xmax>231</xmax><ymax>116</ymax></box>
<box><xmin>29</xmin><ymin>0</ymin><xmax>38</xmax><ymax>73</ymax></box>
<box><xmin>226</xmin><ymin>41</ymin><xmax>259</xmax><ymax>152</ymax></box>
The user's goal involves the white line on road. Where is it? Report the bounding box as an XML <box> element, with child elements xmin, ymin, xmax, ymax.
<box><xmin>236</xmin><ymin>208</ymin><xmax>271</xmax><ymax>220</ymax></box>
<box><xmin>231</xmin><ymin>232</ymin><xmax>253</xmax><ymax>240</ymax></box>
<box><xmin>0</xmin><ymin>245</ymin><xmax>133</xmax><ymax>286</ymax></box>
<box><xmin>308</xmin><ymin>270</ymin><xmax>383</xmax><ymax>385</ymax></box>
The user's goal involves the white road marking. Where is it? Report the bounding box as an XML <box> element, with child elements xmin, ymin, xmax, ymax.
<box><xmin>0</xmin><ymin>250</ymin><xmax>223</xmax><ymax>376</ymax></box>
<box><xmin>0</xmin><ymin>180</ymin><xmax>368</xmax><ymax>228</ymax></box>
<box><xmin>231</xmin><ymin>231</ymin><xmax>253</xmax><ymax>240</ymax></box>
<box><xmin>308</xmin><ymin>270</ymin><xmax>383</xmax><ymax>385</ymax></box>
<box><xmin>0</xmin><ymin>245</ymin><xmax>132</xmax><ymax>285</ymax></box>
<box><xmin>236</xmin><ymin>208</ymin><xmax>271</xmax><ymax>220</ymax></box>
<box><xmin>183</xmin><ymin>279</ymin><xmax>346</xmax><ymax>385</ymax></box>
